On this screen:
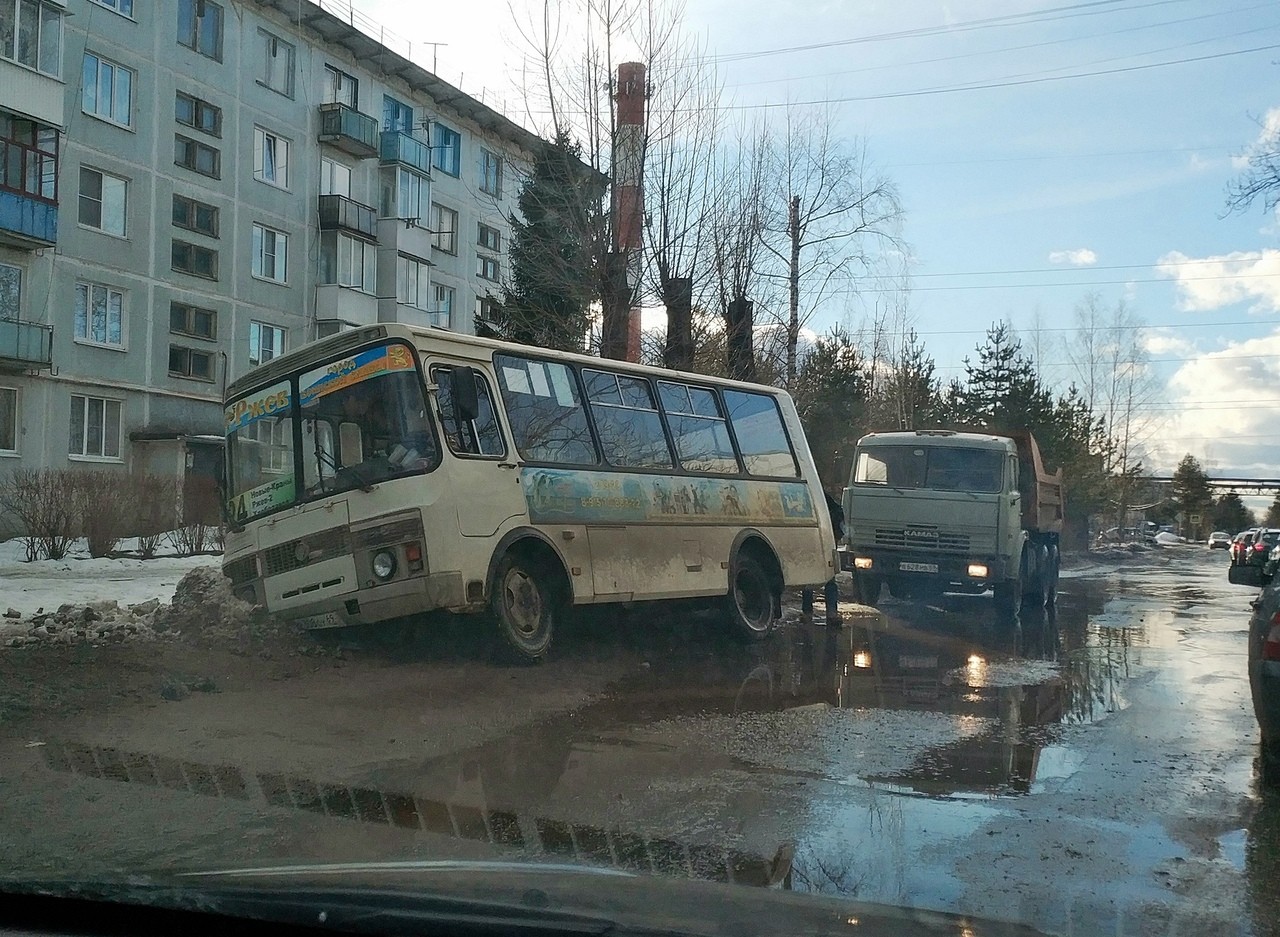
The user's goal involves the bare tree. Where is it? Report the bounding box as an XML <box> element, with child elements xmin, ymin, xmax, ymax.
<box><xmin>760</xmin><ymin>106</ymin><xmax>903</xmax><ymax>386</ymax></box>
<box><xmin>1227</xmin><ymin>109</ymin><xmax>1280</xmax><ymax>214</ymax></box>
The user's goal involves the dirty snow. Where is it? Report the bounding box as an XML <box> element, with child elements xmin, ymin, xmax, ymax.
<box><xmin>0</xmin><ymin>537</ymin><xmax>217</xmax><ymax>617</ymax></box>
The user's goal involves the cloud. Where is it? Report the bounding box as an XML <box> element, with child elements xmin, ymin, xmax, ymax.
<box><xmin>1231</xmin><ymin>107</ymin><xmax>1280</xmax><ymax>171</ymax></box>
<box><xmin>1146</xmin><ymin>329</ymin><xmax>1280</xmax><ymax>476</ymax></box>
<box><xmin>1156</xmin><ymin>249</ymin><xmax>1280</xmax><ymax>313</ymax></box>
<box><xmin>1142</xmin><ymin>329</ymin><xmax>1195</xmax><ymax>358</ymax></box>
<box><xmin>1047</xmin><ymin>249</ymin><xmax>1097</xmax><ymax>266</ymax></box>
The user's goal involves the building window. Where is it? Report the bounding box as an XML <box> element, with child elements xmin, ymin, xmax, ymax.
<box><xmin>383</xmin><ymin>95</ymin><xmax>412</xmax><ymax>132</ymax></box>
<box><xmin>170</xmin><ymin>301</ymin><xmax>216</xmax><ymax>340</ymax></box>
<box><xmin>2</xmin><ymin>0</ymin><xmax>62</xmax><ymax>76</ymax></box>
<box><xmin>258</xmin><ymin>29</ymin><xmax>294</xmax><ymax>96</ymax></box>
<box><xmin>381</xmin><ymin>166</ymin><xmax>427</xmax><ymax>220</ymax></box>
<box><xmin>396</xmin><ymin>254</ymin><xmax>429</xmax><ymax>309</ymax></box>
<box><xmin>177</xmin><ymin>0</ymin><xmax>222</xmax><ymax>60</ymax></box>
<box><xmin>0</xmin><ymin>386</ymin><xmax>15</xmax><ymax>454</ymax></box>
<box><xmin>171</xmin><ymin>239</ymin><xmax>218</xmax><ymax>279</ymax></box>
<box><xmin>249</xmin><ymin>321</ymin><xmax>284</xmax><ymax>367</ymax></box>
<box><xmin>319</xmin><ymin>156</ymin><xmax>351</xmax><ymax>197</ymax></box>
<box><xmin>175</xmin><ymin>91</ymin><xmax>221</xmax><ymax>137</ymax></box>
<box><xmin>475</xmin><ymin>295</ymin><xmax>499</xmax><ymax>325</ymax></box>
<box><xmin>169</xmin><ymin>345</ymin><xmax>215</xmax><ymax>381</ymax></box>
<box><xmin>324</xmin><ymin>64</ymin><xmax>357</xmax><ymax>107</ymax></box>
<box><xmin>251</xmin><ymin>223</ymin><xmax>287</xmax><ymax>282</ymax></box>
<box><xmin>432</xmin><ymin>123</ymin><xmax>460</xmax><ymax>176</ymax></box>
<box><xmin>477</xmin><ymin>255</ymin><xmax>500</xmax><ymax>282</ymax></box>
<box><xmin>82</xmin><ymin>52</ymin><xmax>133</xmax><ymax>126</ymax></box>
<box><xmin>430</xmin><ymin>203</ymin><xmax>457</xmax><ymax>253</ymax></box>
<box><xmin>478</xmin><ymin>223</ymin><xmax>501</xmax><ymax>251</ymax></box>
<box><xmin>174</xmin><ymin>134</ymin><xmax>220</xmax><ymax>178</ymax></box>
<box><xmin>319</xmin><ymin>232</ymin><xmax>376</xmax><ymax>292</ymax></box>
<box><xmin>172</xmin><ymin>193</ymin><xmax>218</xmax><ymax>237</ymax></box>
<box><xmin>78</xmin><ymin>167</ymin><xmax>127</xmax><ymax>236</ymax></box>
<box><xmin>480</xmin><ymin>149</ymin><xmax>502</xmax><ymax>197</ymax></box>
<box><xmin>69</xmin><ymin>394</ymin><xmax>122</xmax><ymax>459</ymax></box>
<box><xmin>90</xmin><ymin>0</ymin><xmax>132</xmax><ymax>16</ymax></box>
<box><xmin>0</xmin><ymin>115</ymin><xmax>57</xmax><ymax>203</ymax></box>
<box><xmin>253</xmin><ymin>127</ymin><xmax>289</xmax><ymax>188</ymax></box>
<box><xmin>433</xmin><ymin>284</ymin><xmax>454</xmax><ymax>325</ymax></box>
<box><xmin>0</xmin><ymin>263</ymin><xmax>19</xmax><ymax>317</ymax></box>
<box><xmin>74</xmin><ymin>282</ymin><xmax>124</xmax><ymax>347</ymax></box>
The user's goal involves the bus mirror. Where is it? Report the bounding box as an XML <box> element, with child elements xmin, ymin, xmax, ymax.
<box><xmin>452</xmin><ymin>366</ymin><xmax>480</xmax><ymax>424</ymax></box>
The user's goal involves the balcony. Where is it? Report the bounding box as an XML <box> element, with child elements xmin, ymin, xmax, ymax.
<box><xmin>380</xmin><ymin>130</ymin><xmax>431</xmax><ymax>174</ymax></box>
<box><xmin>0</xmin><ymin>317</ymin><xmax>53</xmax><ymax>371</ymax></box>
<box><xmin>317</xmin><ymin>102</ymin><xmax>378</xmax><ymax>159</ymax></box>
<box><xmin>0</xmin><ymin>190</ymin><xmax>57</xmax><ymax>248</ymax></box>
<box><xmin>318</xmin><ymin>194</ymin><xmax>377</xmax><ymax>239</ymax></box>
<box><xmin>0</xmin><ymin>61</ymin><xmax>65</xmax><ymax>129</ymax></box>
<box><xmin>315</xmin><ymin>284</ymin><xmax>378</xmax><ymax>329</ymax></box>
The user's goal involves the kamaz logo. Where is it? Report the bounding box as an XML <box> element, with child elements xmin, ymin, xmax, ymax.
<box><xmin>905</xmin><ymin>529</ymin><xmax>938</xmax><ymax>538</ymax></box>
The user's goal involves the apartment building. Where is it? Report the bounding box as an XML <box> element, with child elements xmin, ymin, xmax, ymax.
<box><xmin>0</xmin><ymin>0</ymin><xmax>540</xmax><ymax>498</ymax></box>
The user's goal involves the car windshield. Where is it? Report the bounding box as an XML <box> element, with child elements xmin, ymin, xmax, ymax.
<box><xmin>4</xmin><ymin>3</ymin><xmax>1280</xmax><ymax>937</ymax></box>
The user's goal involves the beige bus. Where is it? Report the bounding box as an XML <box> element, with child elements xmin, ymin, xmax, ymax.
<box><xmin>221</xmin><ymin>324</ymin><xmax>835</xmax><ymax>661</ymax></box>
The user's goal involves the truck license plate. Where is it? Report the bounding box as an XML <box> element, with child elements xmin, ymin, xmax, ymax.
<box><xmin>294</xmin><ymin>611</ymin><xmax>343</xmax><ymax>630</ymax></box>
<box><xmin>899</xmin><ymin>562</ymin><xmax>938</xmax><ymax>573</ymax></box>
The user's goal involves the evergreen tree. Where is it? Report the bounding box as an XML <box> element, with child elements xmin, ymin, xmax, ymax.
<box><xmin>792</xmin><ymin>327</ymin><xmax>869</xmax><ymax>489</ymax></box>
<box><xmin>1170</xmin><ymin>454</ymin><xmax>1214</xmax><ymax>538</ymax></box>
<box><xmin>481</xmin><ymin>130</ymin><xmax>604</xmax><ymax>351</ymax></box>
<box><xmin>1267</xmin><ymin>494</ymin><xmax>1280</xmax><ymax>527</ymax></box>
<box><xmin>958</xmin><ymin>323</ymin><xmax>1055</xmax><ymax>432</ymax></box>
<box><xmin>1212</xmin><ymin>491</ymin><xmax>1253</xmax><ymax>533</ymax></box>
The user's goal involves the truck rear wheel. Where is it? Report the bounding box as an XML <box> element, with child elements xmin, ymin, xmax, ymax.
<box><xmin>1045</xmin><ymin>545</ymin><xmax>1060</xmax><ymax>608</ymax></box>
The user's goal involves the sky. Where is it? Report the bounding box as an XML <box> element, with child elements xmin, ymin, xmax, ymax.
<box><xmin>351</xmin><ymin>0</ymin><xmax>1280</xmax><ymax>482</ymax></box>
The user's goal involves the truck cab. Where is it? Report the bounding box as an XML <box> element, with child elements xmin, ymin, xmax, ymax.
<box><xmin>840</xmin><ymin>430</ymin><xmax>1063</xmax><ymax>613</ymax></box>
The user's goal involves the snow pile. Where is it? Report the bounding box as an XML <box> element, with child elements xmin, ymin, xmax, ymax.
<box><xmin>1</xmin><ymin>566</ymin><xmax>272</xmax><ymax>651</ymax></box>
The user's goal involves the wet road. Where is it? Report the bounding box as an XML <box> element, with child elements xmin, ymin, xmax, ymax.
<box><xmin>1</xmin><ymin>547</ymin><xmax>1275</xmax><ymax>935</ymax></box>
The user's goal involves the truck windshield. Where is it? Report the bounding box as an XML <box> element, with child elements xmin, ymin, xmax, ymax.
<box><xmin>225</xmin><ymin>342</ymin><xmax>437</xmax><ymax>523</ymax></box>
<box><xmin>854</xmin><ymin>445</ymin><xmax>1004</xmax><ymax>493</ymax></box>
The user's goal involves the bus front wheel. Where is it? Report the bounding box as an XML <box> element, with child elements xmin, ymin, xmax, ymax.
<box><xmin>725</xmin><ymin>554</ymin><xmax>777</xmax><ymax>642</ymax></box>
<box><xmin>492</xmin><ymin>553</ymin><xmax>557</xmax><ymax>663</ymax></box>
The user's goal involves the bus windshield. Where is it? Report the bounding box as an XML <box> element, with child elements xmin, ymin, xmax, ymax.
<box><xmin>853</xmin><ymin>445</ymin><xmax>1004</xmax><ymax>493</ymax></box>
<box><xmin>225</xmin><ymin>342</ymin><xmax>437</xmax><ymax>522</ymax></box>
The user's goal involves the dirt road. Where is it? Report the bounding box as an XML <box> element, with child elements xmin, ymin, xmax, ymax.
<box><xmin>0</xmin><ymin>547</ymin><xmax>1271</xmax><ymax>935</ymax></box>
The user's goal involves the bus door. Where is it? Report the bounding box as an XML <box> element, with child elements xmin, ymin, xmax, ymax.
<box><xmin>431</xmin><ymin>363</ymin><xmax>524</xmax><ymax>537</ymax></box>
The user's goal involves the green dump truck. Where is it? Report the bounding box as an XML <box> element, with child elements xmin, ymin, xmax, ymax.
<box><xmin>839</xmin><ymin>430</ymin><xmax>1065</xmax><ymax>614</ymax></box>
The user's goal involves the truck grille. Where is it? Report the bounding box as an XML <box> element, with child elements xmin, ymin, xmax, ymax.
<box><xmin>874</xmin><ymin>526</ymin><xmax>971</xmax><ymax>552</ymax></box>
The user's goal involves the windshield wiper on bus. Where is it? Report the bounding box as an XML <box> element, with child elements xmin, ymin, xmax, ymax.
<box><xmin>310</xmin><ymin>445</ymin><xmax>375</xmax><ymax>495</ymax></box>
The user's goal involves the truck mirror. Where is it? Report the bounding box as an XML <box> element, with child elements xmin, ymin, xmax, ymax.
<box><xmin>451</xmin><ymin>365</ymin><xmax>480</xmax><ymax>424</ymax></box>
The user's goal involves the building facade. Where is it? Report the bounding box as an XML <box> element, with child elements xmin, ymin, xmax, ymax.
<box><xmin>0</xmin><ymin>0</ymin><xmax>535</xmax><ymax>500</ymax></box>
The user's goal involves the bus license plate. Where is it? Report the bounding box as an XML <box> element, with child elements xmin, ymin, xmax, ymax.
<box><xmin>294</xmin><ymin>611</ymin><xmax>343</xmax><ymax>630</ymax></box>
<box><xmin>899</xmin><ymin>562</ymin><xmax>938</xmax><ymax>573</ymax></box>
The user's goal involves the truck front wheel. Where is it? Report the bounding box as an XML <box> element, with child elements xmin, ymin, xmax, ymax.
<box><xmin>856</xmin><ymin>574</ymin><xmax>882</xmax><ymax>607</ymax></box>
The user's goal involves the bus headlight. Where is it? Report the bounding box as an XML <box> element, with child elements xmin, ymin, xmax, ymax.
<box><xmin>372</xmin><ymin>551</ymin><xmax>397</xmax><ymax>580</ymax></box>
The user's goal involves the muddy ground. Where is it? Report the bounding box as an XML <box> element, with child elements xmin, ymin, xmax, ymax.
<box><xmin>0</xmin><ymin>548</ymin><xmax>1273</xmax><ymax>936</ymax></box>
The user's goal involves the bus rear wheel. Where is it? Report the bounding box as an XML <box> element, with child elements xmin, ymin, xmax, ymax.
<box><xmin>492</xmin><ymin>553</ymin><xmax>556</xmax><ymax>663</ymax></box>
<box><xmin>725</xmin><ymin>554</ymin><xmax>777</xmax><ymax>642</ymax></box>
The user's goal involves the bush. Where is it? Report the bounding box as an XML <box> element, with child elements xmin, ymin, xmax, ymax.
<box><xmin>72</xmin><ymin>471</ymin><xmax>132</xmax><ymax>558</ymax></box>
<box><xmin>166</xmin><ymin>522</ymin><xmax>215</xmax><ymax>557</ymax></box>
<box><xmin>129</xmin><ymin>473</ymin><xmax>177</xmax><ymax>559</ymax></box>
<box><xmin>0</xmin><ymin>469</ymin><xmax>76</xmax><ymax>560</ymax></box>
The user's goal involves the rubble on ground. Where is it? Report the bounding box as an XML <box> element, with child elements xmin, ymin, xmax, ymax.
<box><xmin>0</xmin><ymin>566</ymin><xmax>280</xmax><ymax>651</ymax></box>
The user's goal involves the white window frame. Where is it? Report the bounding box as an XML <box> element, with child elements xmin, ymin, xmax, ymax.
<box><xmin>4</xmin><ymin>0</ymin><xmax>62</xmax><ymax>77</ymax></box>
<box><xmin>480</xmin><ymin>149</ymin><xmax>502</xmax><ymax>197</ymax></box>
<box><xmin>320</xmin><ymin>231</ymin><xmax>376</xmax><ymax>293</ymax></box>
<box><xmin>177</xmin><ymin>0</ymin><xmax>223</xmax><ymax>61</ymax></box>
<box><xmin>73</xmin><ymin>281</ymin><xmax>126</xmax><ymax>348</ymax></box>
<box><xmin>395</xmin><ymin>167</ymin><xmax>427</xmax><ymax>221</ymax></box>
<box><xmin>81</xmin><ymin>51</ymin><xmax>133</xmax><ymax>127</ymax></box>
<box><xmin>0</xmin><ymin>386</ymin><xmax>17</xmax><ymax>455</ymax></box>
<box><xmin>432</xmin><ymin>283</ymin><xmax>454</xmax><ymax>327</ymax></box>
<box><xmin>78</xmin><ymin>167</ymin><xmax>128</xmax><ymax>237</ymax></box>
<box><xmin>249</xmin><ymin>320</ymin><xmax>285</xmax><ymax>368</ymax></box>
<box><xmin>319</xmin><ymin>156</ymin><xmax>352</xmax><ymax>198</ymax></box>
<box><xmin>251</xmin><ymin>222</ymin><xmax>288</xmax><ymax>283</ymax></box>
<box><xmin>253</xmin><ymin>126</ymin><xmax>290</xmax><ymax>189</ymax></box>
<box><xmin>432</xmin><ymin>122</ymin><xmax>460</xmax><ymax>176</ymax></box>
<box><xmin>324</xmin><ymin>64</ymin><xmax>358</xmax><ymax>107</ymax></box>
<box><xmin>396</xmin><ymin>254</ymin><xmax>430</xmax><ymax>310</ymax></box>
<box><xmin>431</xmin><ymin>202</ymin><xmax>457</xmax><ymax>254</ymax></box>
<box><xmin>68</xmin><ymin>394</ymin><xmax>122</xmax><ymax>461</ymax></box>
<box><xmin>258</xmin><ymin>29</ymin><xmax>294</xmax><ymax>97</ymax></box>
<box><xmin>90</xmin><ymin>0</ymin><xmax>132</xmax><ymax>15</ymax></box>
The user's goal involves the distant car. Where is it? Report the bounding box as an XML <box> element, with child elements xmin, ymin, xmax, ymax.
<box><xmin>1208</xmin><ymin>531</ymin><xmax>1231</xmax><ymax>550</ymax></box>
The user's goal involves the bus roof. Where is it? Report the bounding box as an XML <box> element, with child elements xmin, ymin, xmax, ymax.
<box><xmin>225</xmin><ymin>323</ymin><xmax>793</xmax><ymax>403</ymax></box>
<box><xmin>856</xmin><ymin>431</ymin><xmax>1015</xmax><ymax>452</ymax></box>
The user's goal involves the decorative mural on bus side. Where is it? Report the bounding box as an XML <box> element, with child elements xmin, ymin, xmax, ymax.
<box><xmin>522</xmin><ymin>468</ymin><xmax>816</xmax><ymax>526</ymax></box>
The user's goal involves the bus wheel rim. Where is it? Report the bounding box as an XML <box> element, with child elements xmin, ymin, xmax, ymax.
<box><xmin>503</xmin><ymin>569</ymin><xmax>542</xmax><ymax>637</ymax></box>
<box><xmin>735</xmin><ymin>570</ymin><xmax>769</xmax><ymax>630</ymax></box>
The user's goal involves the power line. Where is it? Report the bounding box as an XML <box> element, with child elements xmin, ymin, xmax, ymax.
<box><xmin>889</xmin><ymin>143</ymin><xmax>1237</xmax><ymax>168</ymax></box>
<box><xmin>872</xmin><ymin>257</ymin><xmax>1280</xmax><ymax>279</ymax></box>
<box><xmin>836</xmin><ymin>272</ymin><xmax>1280</xmax><ymax>294</ymax></box>
<box><xmin>903</xmin><ymin>318</ymin><xmax>1275</xmax><ymax>336</ymax></box>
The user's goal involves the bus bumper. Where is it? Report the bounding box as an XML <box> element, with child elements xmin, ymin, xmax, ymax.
<box><xmin>283</xmin><ymin>571</ymin><xmax>467</xmax><ymax>630</ymax></box>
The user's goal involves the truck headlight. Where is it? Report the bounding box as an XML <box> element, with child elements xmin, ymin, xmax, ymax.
<box><xmin>372</xmin><ymin>551</ymin><xmax>397</xmax><ymax>580</ymax></box>
<box><xmin>967</xmin><ymin>563</ymin><xmax>989</xmax><ymax>578</ymax></box>
<box><xmin>854</xmin><ymin>557</ymin><xmax>874</xmax><ymax>570</ymax></box>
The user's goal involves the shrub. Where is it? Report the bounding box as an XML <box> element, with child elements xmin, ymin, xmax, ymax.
<box><xmin>73</xmin><ymin>471</ymin><xmax>132</xmax><ymax>558</ymax></box>
<box><xmin>129</xmin><ymin>473</ymin><xmax>177</xmax><ymax>559</ymax></box>
<box><xmin>0</xmin><ymin>469</ymin><xmax>76</xmax><ymax>560</ymax></box>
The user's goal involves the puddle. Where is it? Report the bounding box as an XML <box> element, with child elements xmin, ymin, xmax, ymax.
<box><xmin>1219</xmin><ymin>828</ymin><xmax>1247</xmax><ymax>871</ymax></box>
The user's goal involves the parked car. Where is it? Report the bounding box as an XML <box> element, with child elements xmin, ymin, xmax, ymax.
<box><xmin>1207</xmin><ymin>531</ymin><xmax>1231</xmax><ymax>549</ymax></box>
<box><xmin>1247</xmin><ymin>580</ymin><xmax>1280</xmax><ymax>785</ymax></box>
<box><xmin>1245</xmin><ymin>530</ymin><xmax>1280</xmax><ymax>568</ymax></box>
<box><xmin>1232</xmin><ymin>529</ymin><xmax>1261</xmax><ymax>566</ymax></box>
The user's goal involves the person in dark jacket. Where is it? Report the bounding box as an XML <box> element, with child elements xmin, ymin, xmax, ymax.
<box><xmin>803</xmin><ymin>490</ymin><xmax>845</xmax><ymax>625</ymax></box>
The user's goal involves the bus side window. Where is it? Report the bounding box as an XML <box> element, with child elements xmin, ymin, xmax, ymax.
<box><xmin>657</xmin><ymin>381</ymin><xmax>739</xmax><ymax>475</ymax></box>
<box><xmin>433</xmin><ymin>365</ymin><xmax>506</xmax><ymax>458</ymax></box>
<box><xmin>723</xmin><ymin>390</ymin><xmax>798</xmax><ymax>477</ymax></box>
<box><xmin>494</xmin><ymin>355</ymin><xmax>597</xmax><ymax>465</ymax></box>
